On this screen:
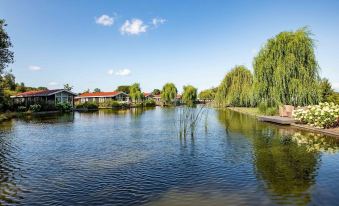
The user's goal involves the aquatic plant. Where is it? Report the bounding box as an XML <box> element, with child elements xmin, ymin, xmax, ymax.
<box><xmin>177</xmin><ymin>106</ymin><xmax>206</xmax><ymax>138</ymax></box>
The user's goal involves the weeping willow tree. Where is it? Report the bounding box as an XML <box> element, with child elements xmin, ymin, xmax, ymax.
<box><xmin>215</xmin><ymin>65</ymin><xmax>253</xmax><ymax>107</ymax></box>
<box><xmin>161</xmin><ymin>83</ymin><xmax>177</xmax><ymax>105</ymax></box>
<box><xmin>253</xmin><ymin>27</ymin><xmax>320</xmax><ymax>106</ymax></box>
<box><xmin>182</xmin><ymin>85</ymin><xmax>197</xmax><ymax>106</ymax></box>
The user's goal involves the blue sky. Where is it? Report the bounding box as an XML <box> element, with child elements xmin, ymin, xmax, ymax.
<box><xmin>1</xmin><ymin>0</ymin><xmax>339</xmax><ymax>93</ymax></box>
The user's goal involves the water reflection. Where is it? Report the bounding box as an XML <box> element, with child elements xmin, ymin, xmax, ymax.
<box><xmin>216</xmin><ymin>109</ymin><xmax>339</xmax><ymax>205</ymax></box>
<box><xmin>0</xmin><ymin>108</ymin><xmax>339</xmax><ymax>205</ymax></box>
<box><xmin>18</xmin><ymin>112</ymin><xmax>75</xmax><ymax>124</ymax></box>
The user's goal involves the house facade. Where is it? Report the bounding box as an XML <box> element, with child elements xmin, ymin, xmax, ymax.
<box><xmin>75</xmin><ymin>91</ymin><xmax>129</xmax><ymax>104</ymax></box>
<box><xmin>11</xmin><ymin>89</ymin><xmax>77</xmax><ymax>107</ymax></box>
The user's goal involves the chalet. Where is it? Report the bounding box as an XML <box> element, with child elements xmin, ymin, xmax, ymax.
<box><xmin>75</xmin><ymin>91</ymin><xmax>129</xmax><ymax>104</ymax></box>
<box><xmin>11</xmin><ymin>89</ymin><xmax>77</xmax><ymax>106</ymax></box>
<box><xmin>143</xmin><ymin>93</ymin><xmax>154</xmax><ymax>100</ymax></box>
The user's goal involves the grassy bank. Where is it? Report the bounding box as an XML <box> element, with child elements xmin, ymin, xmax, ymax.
<box><xmin>227</xmin><ymin>107</ymin><xmax>262</xmax><ymax>116</ymax></box>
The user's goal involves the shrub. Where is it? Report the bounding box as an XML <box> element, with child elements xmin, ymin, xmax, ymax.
<box><xmin>75</xmin><ymin>102</ymin><xmax>98</xmax><ymax>110</ymax></box>
<box><xmin>17</xmin><ymin>106</ymin><xmax>27</xmax><ymax>112</ymax></box>
<box><xmin>110</xmin><ymin>101</ymin><xmax>121</xmax><ymax>107</ymax></box>
<box><xmin>29</xmin><ymin>104</ymin><xmax>41</xmax><ymax>112</ymax></box>
<box><xmin>56</xmin><ymin>102</ymin><xmax>72</xmax><ymax>112</ymax></box>
<box><xmin>293</xmin><ymin>102</ymin><xmax>339</xmax><ymax>129</ymax></box>
<box><xmin>144</xmin><ymin>99</ymin><xmax>156</xmax><ymax>107</ymax></box>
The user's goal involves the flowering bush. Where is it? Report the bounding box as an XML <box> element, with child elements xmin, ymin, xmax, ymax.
<box><xmin>293</xmin><ymin>102</ymin><xmax>339</xmax><ymax>129</ymax></box>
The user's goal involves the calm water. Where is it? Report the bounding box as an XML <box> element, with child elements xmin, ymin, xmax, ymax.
<box><xmin>1</xmin><ymin>107</ymin><xmax>339</xmax><ymax>205</ymax></box>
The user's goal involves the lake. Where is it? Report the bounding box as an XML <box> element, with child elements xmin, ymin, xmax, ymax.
<box><xmin>1</xmin><ymin>107</ymin><xmax>339</xmax><ymax>205</ymax></box>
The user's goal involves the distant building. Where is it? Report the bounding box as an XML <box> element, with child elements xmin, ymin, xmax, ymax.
<box><xmin>151</xmin><ymin>94</ymin><xmax>182</xmax><ymax>104</ymax></box>
<box><xmin>143</xmin><ymin>93</ymin><xmax>154</xmax><ymax>100</ymax></box>
<box><xmin>75</xmin><ymin>91</ymin><xmax>129</xmax><ymax>104</ymax></box>
<box><xmin>11</xmin><ymin>89</ymin><xmax>77</xmax><ymax>107</ymax></box>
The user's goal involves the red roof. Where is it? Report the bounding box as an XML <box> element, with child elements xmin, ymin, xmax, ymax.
<box><xmin>144</xmin><ymin>92</ymin><xmax>152</xmax><ymax>97</ymax></box>
<box><xmin>14</xmin><ymin>89</ymin><xmax>69</xmax><ymax>97</ymax></box>
<box><xmin>77</xmin><ymin>91</ymin><xmax>125</xmax><ymax>98</ymax></box>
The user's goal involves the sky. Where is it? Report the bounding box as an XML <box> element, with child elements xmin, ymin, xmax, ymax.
<box><xmin>1</xmin><ymin>0</ymin><xmax>339</xmax><ymax>93</ymax></box>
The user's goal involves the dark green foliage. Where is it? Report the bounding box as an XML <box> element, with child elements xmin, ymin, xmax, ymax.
<box><xmin>319</xmin><ymin>78</ymin><xmax>334</xmax><ymax>102</ymax></box>
<box><xmin>116</xmin><ymin>85</ymin><xmax>130</xmax><ymax>94</ymax></box>
<box><xmin>144</xmin><ymin>99</ymin><xmax>156</xmax><ymax>107</ymax></box>
<box><xmin>152</xmin><ymin>89</ymin><xmax>161</xmax><ymax>95</ymax></box>
<box><xmin>56</xmin><ymin>102</ymin><xmax>72</xmax><ymax>112</ymax></box>
<box><xmin>0</xmin><ymin>19</ymin><xmax>14</xmax><ymax>111</ymax></box>
<box><xmin>161</xmin><ymin>83</ymin><xmax>177</xmax><ymax>105</ymax></box>
<box><xmin>182</xmin><ymin>85</ymin><xmax>197</xmax><ymax>106</ymax></box>
<box><xmin>215</xmin><ymin>65</ymin><xmax>253</xmax><ymax>107</ymax></box>
<box><xmin>75</xmin><ymin>102</ymin><xmax>98</xmax><ymax>110</ymax></box>
<box><xmin>0</xmin><ymin>19</ymin><xmax>14</xmax><ymax>74</ymax></box>
<box><xmin>253</xmin><ymin>27</ymin><xmax>320</xmax><ymax>106</ymax></box>
<box><xmin>93</xmin><ymin>88</ymin><xmax>101</xmax><ymax>92</ymax></box>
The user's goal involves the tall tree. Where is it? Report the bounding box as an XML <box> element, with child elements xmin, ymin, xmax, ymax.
<box><xmin>161</xmin><ymin>83</ymin><xmax>177</xmax><ymax>104</ymax></box>
<box><xmin>253</xmin><ymin>27</ymin><xmax>320</xmax><ymax>106</ymax></box>
<box><xmin>0</xmin><ymin>19</ymin><xmax>14</xmax><ymax>75</ymax></box>
<box><xmin>116</xmin><ymin>85</ymin><xmax>130</xmax><ymax>94</ymax></box>
<box><xmin>64</xmin><ymin>84</ymin><xmax>73</xmax><ymax>91</ymax></box>
<box><xmin>215</xmin><ymin>65</ymin><xmax>253</xmax><ymax>107</ymax></box>
<box><xmin>182</xmin><ymin>85</ymin><xmax>197</xmax><ymax>106</ymax></box>
<box><xmin>129</xmin><ymin>83</ymin><xmax>144</xmax><ymax>103</ymax></box>
<box><xmin>0</xmin><ymin>19</ymin><xmax>14</xmax><ymax>111</ymax></box>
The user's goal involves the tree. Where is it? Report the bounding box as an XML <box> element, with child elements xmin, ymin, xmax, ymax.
<box><xmin>161</xmin><ymin>83</ymin><xmax>177</xmax><ymax>105</ymax></box>
<box><xmin>64</xmin><ymin>84</ymin><xmax>73</xmax><ymax>91</ymax></box>
<box><xmin>215</xmin><ymin>65</ymin><xmax>253</xmax><ymax>107</ymax></box>
<box><xmin>198</xmin><ymin>88</ymin><xmax>216</xmax><ymax>101</ymax></box>
<box><xmin>1</xmin><ymin>70</ymin><xmax>16</xmax><ymax>90</ymax></box>
<box><xmin>93</xmin><ymin>88</ymin><xmax>101</xmax><ymax>93</ymax></box>
<box><xmin>152</xmin><ymin>89</ymin><xmax>161</xmax><ymax>95</ymax></box>
<box><xmin>16</xmin><ymin>82</ymin><xmax>26</xmax><ymax>93</ymax></box>
<box><xmin>0</xmin><ymin>19</ymin><xmax>14</xmax><ymax>75</ymax></box>
<box><xmin>82</xmin><ymin>89</ymin><xmax>90</xmax><ymax>94</ymax></box>
<box><xmin>37</xmin><ymin>86</ymin><xmax>48</xmax><ymax>90</ymax></box>
<box><xmin>116</xmin><ymin>85</ymin><xmax>130</xmax><ymax>94</ymax></box>
<box><xmin>319</xmin><ymin>78</ymin><xmax>334</xmax><ymax>102</ymax></box>
<box><xmin>129</xmin><ymin>83</ymin><xmax>144</xmax><ymax>103</ymax></box>
<box><xmin>253</xmin><ymin>27</ymin><xmax>320</xmax><ymax>106</ymax></box>
<box><xmin>0</xmin><ymin>19</ymin><xmax>14</xmax><ymax>111</ymax></box>
<box><xmin>182</xmin><ymin>85</ymin><xmax>197</xmax><ymax>106</ymax></box>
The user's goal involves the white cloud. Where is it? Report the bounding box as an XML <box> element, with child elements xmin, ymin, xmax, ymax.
<box><xmin>115</xmin><ymin>69</ymin><xmax>131</xmax><ymax>76</ymax></box>
<box><xmin>49</xmin><ymin>82</ymin><xmax>58</xmax><ymax>86</ymax></box>
<box><xmin>96</xmin><ymin>14</ymin><xmax>114</xmax><ymax>26</ymax></box>
<box><xmin>120</xmin><ymin>19</ymin><xmax>148</xmax><ymax>35</ymax></box>
<box><xmin>107</xmin><ymin>69</ymin><xmax>114</xmax><ymax>75</ymax></box>
<box><xmin>152</xmin><ymin>17</ymin><xmax>166</xmax><ymax>27</ymax></box>
<box><xmin>29</xmin><ymin>65</ymin><xmax>42</xmax><ymax>71</ymax></box>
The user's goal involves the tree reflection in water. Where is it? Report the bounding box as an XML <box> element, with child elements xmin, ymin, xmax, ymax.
<box><xmin>217</xmin><ymin>109</ymin><xmax>339</xmax><ymax>205</ymax></box>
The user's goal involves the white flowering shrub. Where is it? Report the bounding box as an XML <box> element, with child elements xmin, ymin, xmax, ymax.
<box><xmin>293</xmin><ymin>102</ymin><xmax>339</xmax><ymax>129</ymax></box>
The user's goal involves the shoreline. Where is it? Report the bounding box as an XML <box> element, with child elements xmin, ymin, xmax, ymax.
<box><xmin>227</xmin><ymin>107</ymin><xmax>339</xmax><ymax>138</ymax></box>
